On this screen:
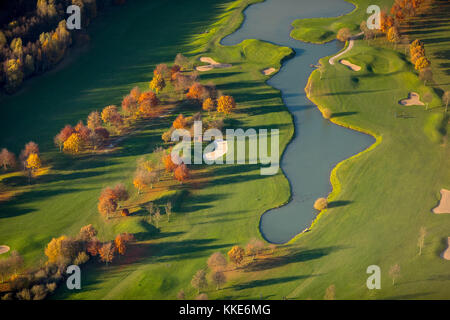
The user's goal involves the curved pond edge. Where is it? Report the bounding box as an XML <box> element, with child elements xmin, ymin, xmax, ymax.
<box><xmin>287</xmin><ymin>69</ymin><xmax>382</xmax><ymax>244</ymax></box>
<box><xmin>289</xmin><ymin>0</ymin><xmax>360</xmax><ymax>44</ymax></box>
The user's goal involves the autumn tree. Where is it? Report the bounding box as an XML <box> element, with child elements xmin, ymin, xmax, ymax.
<box><xmin>112</xmin><ymin>183</ymin><xmax>129</xmax><ymax>205</ymax></box>
<box><xmin>228</xmin><ymin>246</ymin><xmax>245</xmax><ymax>266</ymax></box>
<box><xmin>99</xmin><ymin>242</ymin><xmax>115</xmax><ymax>266</ymax></box>
<box><xmin>54</xmin><ymin>125</ymin><xmax>74</xmax><ymax>151</ymax></box>
<box><xmin>122</xmin><ymin>95</ymin><xmax>138</xmax><ymax>117</ymax></box>
<box><xmin>45</xmin><ymin>236</ymin><xmax>79</xmax><ymax>265</ymax></box>
<box><xmin>217</xmin><ymin>95</ymin><xmax>236</xmax><ymax>115</ymax></box>
<box><xmin>87</xmin><ymin>111</ymin><xmax>102</xmax><ymax>130</ymax></box>
<box><xmin>78</xmin><ymin>224</ymin><xmax>97</xmax><ymax>242</ymax></box>
<box><xmin>114</xmin><ymin>233</ymin><xmax>134</xmax><ymax>255</ymax></box>
<box><xmin>211</xmin><ymin>271</ymin><xmax>226</xmax><ymax>290</ymax></box>
<box><xmin>207</xmin><ymin>252</ymin><xmax>227</xmax><ymax>271</ymax></box>
<box><xmin>133</xmin><ymin>170</ymin><xmax>158</xmax><ymax>194</ymax></box>
<box><xmin>389</xmin><ymin>264</ymin><xmax>401</xmax><ymax>285</ymax></box>
<box><xmin>415</xmin><ymin>56</ymin><xmax>430</xmax><ymax>71</ymax></box>
<box><xmin>337</xmin><ymin>28</ymin><xmax>351</xmax><ymax>42</ymax></box>
<box><xmin>87</xmin><ymin>238</ymin><xmax>101</xmax><ymax>256</ymax></box>
<box><xmin>90</xmin><ymin>127</ymin><xmax>110</xmax><ymax>149</ymax></box>
<box><xmin>186</xmin><ymin>82</ymin><xmax>206</xmax><ymax>102</ymax></box>
<box><xmin>314</xmin><ymin>197</ymin><xmax>328</xmax><ymax>211</ymax></box>
<box><xmin>149</xmin><ymin>73</ymin><xmax>166</xmax><ymax>93</ymax></box>
<box><xmin>171</xmin><ymin>65</ymin><xmax>181</xmax><ymax>80</ymax></box>
<box><xmin>26</xmin><ymin>153</ymin><xmax>41</xmax><ymax>178</ymax></box>
<box><xmin>173</xmin><ymin>114</ymin><xmax>188</xmax><ymax>129</ymax></box>
<box><xmin>138</xmin><ymin>91</ymin><xmax>159</xmax><ymax>107</ymax></box>
<box><xmin>20</xmin><ymin>141</ymin><xmax>39</xmax><ymax>164</ymax></box>
<box><xmin>191</xmin><ymin>269</ymin><xmax>208</xmax><ymax>293</ymax></box>
<box><xmin>0</xmin><ymin>148</ymin><xmax>16</xmax><ymax>171</ymax></box>
<box><xmin>202</xmin><ymin>98</ymin><xmax>216</xmax><ymax>114</ymax></box>
<box><xmin>417</xmin><ymin>226</ymin><xmax>427</xmax><ymax>255</ymax></box>
<box><xmin>98</xmin><ymin>187</ymin><xmax>118</xmax><ymax>219</ymax></box>
<box><xmin>387</xmin><ymin>27</ymin><xmax>400</xmax><ymax>46</ymax></box>
<box><xmin>163</xmin><ymin>154</ymin><xmax>177</xmax><ymax>172</ymax></box>
<box><xmin>101</xmin><ymin>105</ymin><xmax>122</xmax><ymax>126</ymax></box>
<box><xmin>174</xmin><ymin>164</ymin><xmax>189</xmax><ymax>183</ymax></box>
<box><xmin>63</xmin><ymin>133</ymin><xmax>83</xmax><ymax>154</ymax></box>
<box><xmin>154</xmin><ymin>63</ymin><xmax>170</xmax><ymax>79</ymax></box>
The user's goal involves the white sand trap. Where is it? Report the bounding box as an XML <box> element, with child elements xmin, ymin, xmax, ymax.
<box><xmin>340</xmin><ymin>59</ymin><xmax>361</xmax><ymax>71</ymax></box>
<box><xmin>0</xmin><ymin>245</ymin><xmax>10</xmax><ymax>255</ymax></box>
<box><xmin>399</xmin><ymin>92</ymin><xmax>424</xmax><ymax>106</ymax></box>
<box><xmin>203</xmin><ymin>140</ymin><xmax>228</xmax><ymax>161</ymax></box>
<box><xmin>433</xmin><ymin>189</ymin><xmax>450</xmax><ymax>214</ymax></box>
<box><xmin>442</xmin><ymin>237</ymin><xmax>450</xmax><ymax>260</ymax></box>
<box><xmin>262</xmin><ymin>67</ymin><xmax>276</xmax><ymax>75</ymax></box>
<box><xmin>196</xmin><ymin>57</ymin><xmax>232</xmax><ymax>72</ymax></box>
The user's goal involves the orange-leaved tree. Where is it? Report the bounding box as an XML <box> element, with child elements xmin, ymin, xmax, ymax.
<box><xmin>174</xmin><ymin>164</ymin><xmax>189</xmax><ymax>183</ymax></box>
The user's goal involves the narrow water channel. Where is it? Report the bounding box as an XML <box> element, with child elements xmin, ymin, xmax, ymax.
<box><xmin>222</xmin><ymin>0</ymin><xmax>375</xmax><ymax>244</ymax></box>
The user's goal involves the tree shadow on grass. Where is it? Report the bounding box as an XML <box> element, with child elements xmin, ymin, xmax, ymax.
<box><xmin>231</xmin><ymin>275</ymin><xmax>313</xmax><ymax>291</ymax></box>
<box><xmin>327</xmin><ymin>200</ymin><xmax>352</xmax><ymax>208</ymax></box>
<box><xmin>330</xmin><ymin>112</ymin><xmax>358</xmax><ymax>118</ymax></box>
<box><xmin>152</xmin><ymin>238</ymin><xmax>232</xmax><ymax>263</ymax></box>
<box><xmin>0</xmin><ymin>187</ymin><xmax>85</xmax><ymax>219</ymax></box>
<box><xmin>244</xmin><ymin>246</ymin><xmax>343</xmax><ymax>272</ymax></box>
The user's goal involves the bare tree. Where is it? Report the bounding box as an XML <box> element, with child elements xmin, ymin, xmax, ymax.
<box><xmin>191</xmin><ymin>269</ymin><xmax>208</xmax><ymax>293</ymax></box>
<box><xmin>324</xmin><ymin>284</ymin><xmax>336</xmax><ymax>300</ymax></box>
<box><xmin>211</xmin><ymin>270</ymin><xmax>227</xmax><ymax>290</ymax></box>
<box><xmin>165</xmin><ymin>201</ymin><xmax>173</xmax><ymax>222</ymax></box>
<box><xmin>422</xmin><ymin>92</ymin><xmax>433</xmax><ymax>110</ymax></box>
<box><xmin>443</xmin><ymin>91</ymin><xmax>450</xmax><ymax>113</ymax></box>
<box><xmin>418</xmin><ymin>227</ymin><xmax>427</xmax><ymax>255</ymax></box>
<box><xmin>389</xmin><ymin>264</ymin><xmax>401</xmax><ymax>285</ymax></box>
<box><xmin>419</xmin><ymin>68</ymin><xmax>433</xmax><ymax>86</ymax></box>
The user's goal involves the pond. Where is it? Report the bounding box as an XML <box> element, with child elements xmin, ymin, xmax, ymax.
<box><xmin>222</xmin><ymin>0</ymin><xmax>375</xmax><ymax>244</ymax></box>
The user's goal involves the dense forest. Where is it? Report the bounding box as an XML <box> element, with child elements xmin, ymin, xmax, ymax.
<box><xmin>0</xmin><ymin>0</ymin><xmax>123</xmax><ymax>94</ymax></box>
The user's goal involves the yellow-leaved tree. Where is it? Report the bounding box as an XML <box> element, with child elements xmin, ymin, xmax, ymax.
<box><xmin>217</xmin><ymin>96</ymin><xmax>236</xmax><ymax>115</ymax></box>
<box><xmin>149</xmin><ymin>74</ymin><xmax>166</xmax><ymax>93</ymax></box>
<box><xmin>26</xmin><ymin>153</ymin><xmax>41</xmax><ymax>175</ymax></box>
<box><xmin>63</xmin><ymin>133</ymin><xmax>83</xmax><ymax>154</ymax></box>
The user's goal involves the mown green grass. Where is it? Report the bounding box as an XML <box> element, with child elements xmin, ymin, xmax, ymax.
<box><xmin>1</xmin><ymin>0</ymin><xmax>449</xmax><ymax>300</ymax></box>
<box><xmin>290</xmin><ymin>0</ymin><xmax>393</xmax><ymax>43</ymax></box>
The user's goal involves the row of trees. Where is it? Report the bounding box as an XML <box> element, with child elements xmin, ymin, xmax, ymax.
<box><xmin>0</xmin><ymin>224</ymin><xmax>134</xmax><ymax>300</ymax></box>
<box><xmin>181</xmin><ymin>240</ymin><xmax>277</xmax><ymax>298</ymax></box>
<box><xmin>0</xmin><ymin>141</ymin><xmax>42</xmax><ymax>181</ymax></box>
<box><xmin>409</xmin><ymin>39</ymin><xmax>430</xmax><ymax>71</ymax></box>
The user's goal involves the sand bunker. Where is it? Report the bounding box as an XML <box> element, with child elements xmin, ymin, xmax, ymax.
<box><xmin>196</xmin><ymin>57</ymin><xmax>232</xmax><ymax>72</ymax></box>
<box><xmin>262</xmin><ymin>67</ymin><xmax>276</xmax><ymax>75</ymax></box>
<box><xmin>203</xmin><ymin>140</ymin><xmax>228</xmax><ymax>161</ymax></box>
<box><xmin>399</xmin><ymin>92</ymin><xmax>424</xmax><ymax>106</ymax></box>
<box><xmin>433</xmin><ymin>189</ymin><xmax>450</xmax><ymax>214</ymax></box>
<box><xmin>442</xmin><ymin>237</ymin><xmax>450</xmax><ymax>260</ymax></box>
<box><xmin>340</xmin><ymin>59</ymin><xmax>361</xmax><ymax>71</ymax></box>
<box><xmin>0</xmin><ymin>245</ymin><xmax>10</xmax><ymax>255</ymax></box>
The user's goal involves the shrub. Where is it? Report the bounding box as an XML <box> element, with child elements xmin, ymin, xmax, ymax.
<box><xmin>313</xmin><ymin>197</ymin><xmax>328</xmax><ymax>211</ymax></box>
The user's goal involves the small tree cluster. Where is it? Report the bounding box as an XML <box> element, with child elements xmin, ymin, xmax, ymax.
<box><xmin>97</xmin><ymin>183</ymin><xmax>129</xmax><ymax>219</ymax></box>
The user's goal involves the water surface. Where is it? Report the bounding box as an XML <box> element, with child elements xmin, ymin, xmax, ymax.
<box><xmin>223</xmin><ymin>0</ymin><xmax>375</xmax><ymax>243</ymax></box>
